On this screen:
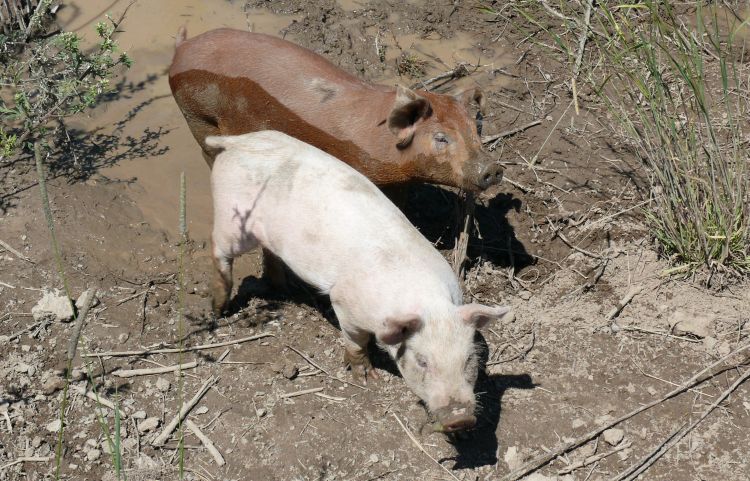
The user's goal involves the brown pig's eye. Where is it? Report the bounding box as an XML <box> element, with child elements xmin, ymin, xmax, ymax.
<box><xmin>434</xmin><ymin>133</ymin><xmax>449</xmax><ymax>144</ymax></box>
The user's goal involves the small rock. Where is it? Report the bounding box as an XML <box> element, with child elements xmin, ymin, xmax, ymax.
<box><xmin>46</xmin><ymin>419</ymin><xmax>62</xmax><ymax>432</ymax></box>
<box><xmin>132</xmin><ymin>410</ymin><xmax>147</xmax><ymax>420</ymax></box>
<box><xmin>369</xmin><ymin>454</ymin><xmax>379</xmax><ymax>463</ymax></box>
<box><xmin>504</xmin><ymin>446</ymin><xmax>522</xmax><ymax>471</ymax></box>
<box><xmin>703</xmin><ymin>336</ymin><xmax>718</xmax><ymax>351</ymax></box>
<box><xmin>603</xmin><ymin>428</ymin><xmax>625</xmax><ymax>446</ymax></box>
<box><xmin>31</xmin><ymin>436</ymin><xmax>43</xmax><ymax>448</ymax></box>
<box><xmin>617</xmin><ymin>447</ymin><xmax>633</xmax><ymax>461</ymax></box>
<box><xmin>282</xmin><ymin>365</ymin><xmax>299</xmax><ymax>380</ymax></box>
<box><xmin>718</xmin><ymin>341</ymin><xmax>731</xmax><ymax>356</ymax></box>
<box><xmin>669</xmin><ymin>309</ymin><xmax>713</xmax><ymax>339</ymax></box>
<box><xmin>21</xmin><ymin>345</ymin><xmax>30</xmax><ymax>352</ymax></box>
<box><xmin>42</xmin><ymin>377</ymin><xmax>64</xmax><ymax>395</ymax></box>
<box><xmin>122</xmin><ymin>438</ymin><xmax>138</xmax><ymax>451</ymax></box>
<box><xmin>256</xmin><ymin>407</ymin><xmax>267</xmax><ymax>418</ymax></box>
<box><xmin>526</xmin><ymin>474</ymin><xmax>554</xmax><ymax>481</ymax></box>
<box><xmin>117</xmin><ymin>333</ymin><xmax>129</xmax><ymax>343</ymax></box>
<box><xmin>518</xmin><ymin>290</ymin><xmax>532</xmax><ymax>301</ymax></box>
<box><xmin>75</xmin><ymin>290</ymin><xmax>100</xmax><ymax>310</ymax></box>
<box><xmin>32</xmin><ymin>290</ymin><xmax>74</xmax><ymax>323</ymax></box>
<box><xmin>86</xmin><ymin>449</ymin><xmax>101</xmax><ymax>462</ymax></box>
<box><xmin>195</xmin><ymin>406</ymin><xmax>209</xmax><ymax>415</ymax></box>
<box><xmin>571</xmin><ymin>418</ymin><xmax>586</xmax><ymax>429</ymax></box>
<box><xmin>15</xmin><ymin>362</ymin><xmax>33</xmax><ymax>375</ymax></box>
<box><xmin>137</xmin><ymin>417</ymin><xmax>160</xmax><ymax>433</ymax></box>
<box><xmin>647</xmin><ymin>386</ymin><xmax>657</xmax><ymax>396</ymax></box>
<box><xmin>155</xmin><ymin>377</ymin><xmax>170</xmax><ymax>393</ymax></box>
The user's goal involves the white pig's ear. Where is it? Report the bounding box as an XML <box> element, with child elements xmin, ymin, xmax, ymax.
<box><xmin>387</xmin><ymin>86</ymin><xmax>432</xmax><ymax>149</ymax></box>
<box><xmin>458</xmin><ymin>304</ymin><xmax>511</xmax><ymax>329</ymax></box>
<box><xmin>378</xmin><ymin>314</ymin><xmax>423</xmax><ymax>345</ymax></box>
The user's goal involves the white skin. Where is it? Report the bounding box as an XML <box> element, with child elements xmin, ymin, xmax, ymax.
<box><xmin>209</xmin><ymin>131</ymin><xmax>510</xmax><ymax>426</ymax></box>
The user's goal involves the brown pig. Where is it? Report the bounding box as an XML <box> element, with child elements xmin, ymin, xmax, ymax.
<box><xmin>168</xmin><ymin>27</ymin><xmax>503</xmax><ymax>192</ymax></box>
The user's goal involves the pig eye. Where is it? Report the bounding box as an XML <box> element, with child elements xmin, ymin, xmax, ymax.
<box><xmin>415</xmin><ymin>354</ymin><xmax>428</xmax><ymax>369</ymax></box>
<box><xmin>433</xmin><ymin>133</ymin><xmax>449</xmax><ymax>145</ymax></box>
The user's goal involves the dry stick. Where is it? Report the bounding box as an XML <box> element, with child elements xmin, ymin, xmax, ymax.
<box><xmin>558</xmin><ymin>441</ymin><xmax>632</xmax><ymax>475</ymax></box>
<box><xmin>83</xmin><ymin>332</ymin><xmax>274</xmax><ymax>358</ymax></box>
<box><xmin>70</xmin><ymin>385</ymin><xmax>127</xmax><ymax>418</ymax></box>
<box><xmin>6</xmin><ymin>319</ymin><xmax>49</xmax><ymax>342</ymax></box>
<box><xmin>286</xmin><ymin>344</ymin><xmax>367</xmax><ymax>391</ymax></box>
<box><xmin>621</xmin><ymin>325</ymin><xmax>700</xmax><ymax>344</ymax></box>
<box><xmin>571</xmin><ymin>0</ymin><xmax>594</xmax><ymax>115</ymax></box>
<box><xmin>66</xmin><ymin>288</ymin><xmax>96</xmax><ymax>362</ymax></box>
<box><xmin>152</xmin><ymin>375</ymin><xmax>218</xmax><ymax>447</ymax></box>
<box><xmin>531</xmin><ymin>99</ymin><xmax>572</xmax><ymax>165</ymax></box>
<box><xmin>499</xmin><ymin>342</ymin><xmax>750</xmax><ymax>481</ymax></box>
<box><xmin>185</xmin><ymin>419</ymin><xmax>225</xmax><ymax>466</ymax></box>
<box><xmin>606</xmin><ymin>286</ymin><xmax>643</xmax><ymax>321</ymax></box>
<box><xmin>452</xmin><ymin>192</ymin><xmax>475</xmax><ymax>280</ymax></box>
<box><xmin>613</xmin><ymin>367</ymin><xmax>750</xmax><ymax>481</ymax></box>
<box><xmin>315</xmin><ymin>392</ymin><xmax>346</xmax><ymax>402</ymax></box>
<box><xmin>0</xmin><ymin>456</ymin><xmax>51</xmax><ymax>471</ymax></box>
<box><xmin>481</xmin><ymin>119</ymin><xmax>542</xmax><ymax>144</ymax></box>
<box><xmin>0</xmin><ymin>239</ymin><xmax>34</xmax><ymax>263</ymax></box>
<box><xmin>392</xmin><ymin>413</ymin><xmax>460</xmax><ymax>481</ymax></box>
<box><xmin>279</xmin><ymin>387</ymin><xmax>325</xmax><ymax>399</ymax></box>
<box><xmin>113</xmin><ymin>361</ymin><xmax>198</xmax><ymax>378</ymax></box>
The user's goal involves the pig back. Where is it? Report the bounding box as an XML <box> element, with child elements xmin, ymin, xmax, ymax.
<box><xmin>209</xmin><ymin>131</ymin><xmax>458</xmax><ymax>298</ymax></box>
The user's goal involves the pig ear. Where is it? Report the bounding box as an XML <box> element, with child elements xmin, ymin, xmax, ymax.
<box><xmin>455</xmin><ymin>87</ymin><xmax>486</xmax><ymax>114</ymax></box>
<box><xmin>387</xmin><ymin>86</ymin><xmax>432</xmax><ymax>149</ymax></box>
<box><xmin>458</xmin><ymin>304</ymin><xmax>511</xmax><ymax>329</ymax></box>
<box><xmin>378</xmin><ymin>314</ymin><xmax>423</xmax><ymax>345</ymax></box>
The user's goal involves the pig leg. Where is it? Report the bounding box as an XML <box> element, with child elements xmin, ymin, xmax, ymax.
<box><xmin>331</xmin><ymin>294</ymin><xmax>379</xmax><ymax>382</ymax></box>
<box><xmin>210</xmin><ymin>248</ymin><xmax>233</xmax><ymax>317</ymax></box>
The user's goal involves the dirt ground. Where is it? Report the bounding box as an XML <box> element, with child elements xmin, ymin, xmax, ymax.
<box><xmin>1</xmin><ymin>1</ymin><xmax>748</xmax><ymax>480</ymax></box>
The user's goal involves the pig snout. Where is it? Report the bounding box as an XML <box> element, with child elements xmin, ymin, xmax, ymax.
<box><xmin>433</xmin><ymin>403</ymin><xmax>477</xmax><ymax>433</ymax></box>
<box><xmin>464</xmin><ymin>154</ymin><xmax>504</xmax><ymax>192</ymax></box>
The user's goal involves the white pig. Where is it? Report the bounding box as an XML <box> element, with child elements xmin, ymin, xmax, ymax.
<box><xmin>207</xmin><ymin>131</ymin><xmax>511</xmax><ymax>432</ymax></box>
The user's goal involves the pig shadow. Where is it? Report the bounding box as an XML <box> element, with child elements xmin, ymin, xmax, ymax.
<box><xmin>399</xmin><ymin>184</ymin><xmax>534</xmax><ymax>271</ymax></box>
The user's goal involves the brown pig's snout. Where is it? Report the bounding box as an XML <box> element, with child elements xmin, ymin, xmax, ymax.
<box><xmin>434</xmin><ymin>404</ymin><xmax>477</xmax><ymax>433</ymax></box>
<box><xmin>476</xmin><ymin>161</ymin><xmax>504</xmax><ymax>190</ymax></box>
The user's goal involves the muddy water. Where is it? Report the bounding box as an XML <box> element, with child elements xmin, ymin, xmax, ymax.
<box><xmin>59</xmin><ymin>0</ymin><xmax>511</xmax><ymax>242</ymax></box>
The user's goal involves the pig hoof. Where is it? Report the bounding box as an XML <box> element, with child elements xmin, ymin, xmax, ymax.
<box><xmin>343</xmin><ymin>349</ymin><xmax>379</xmax><ymax>384</ymax></box>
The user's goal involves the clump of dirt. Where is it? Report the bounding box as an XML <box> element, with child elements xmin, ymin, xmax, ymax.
<box><xmin>1</xmin><ymin>1</ymin><xmax>749</xmax><ymax>481</ymax></box>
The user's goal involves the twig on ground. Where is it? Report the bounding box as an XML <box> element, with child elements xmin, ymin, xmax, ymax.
<box><xmin>606</xmin><ymin>286</ymin><xmax>643</xmax><ymax>321</ymax></box>
<box><xmin>114</xmin><ymin>289</ymin><xmax>148</xmax><ymax>306</ymax></box>
<box><xmin>185</xmin><ymin>419</ymin><xmax>225</xmax><ymax>466</ymax></box>
<box><xmin>280</xmin><ymin>387</ymin><xmax>325</xmax><ymax>399</ymax></box>
<box><xmin>622</xmin><ymin>325</ymin><xmax>700</xmax><ymax>343</ymax></box>
<box><xmin>532</xmin><ymin>99</ymin><xmax>573</xmax><ymax>165</ymax></box>
<box><xmin>583</xmin><ymin>199</ymin><xmax>652</xmax><ymax>231</ymax></box>
<box><xmin>503</xmin><ymin>176</ymin><xmax>535</xmax><ymax>194</ymax></box>
<box><xmin>572</xmin><ymin>0</ymin><xmax>594</xmax><ymax>114</ymax></box>
<box><xmin>152</xmin><ymin>375</ymin><xmax>218</xmax><ymax>447</ymax></box>
<box><xmin>5</xmin><ymin>319</ymin><xmax>50</xmax><ymax>342</ymax></box>
<box><xmin>66</xmin><ymin>288</ymin><xmax>96</xmax><ymax>363</ymax></box>
<box><xmin>558</xmin><ymin>441</ymin><xmax>631</xmax><ymax>475</ymax></box>
<box><xmin>113</xmin><ymin>361</ymin><xmax>198</xmax><ymax>378</ymax></box>
<box><xmin>548</xmin><ymin>219</ymin><xmax>604</xmax><ymax>260</ymax></box>
<box><xmin>612</xmin><ymin>367</ymin><xmax>750</xmax><ymax>481</ymax></box>
<box><xmin>498</xmin><ymin>342</ymin><xmax>750</xmax><ymax>481</ymax></box>
<box><xmin>286</xmin><ymin>344</ymin><xmax>367</xmax><ymax>391</ymax></box>
<box><xmin>411</xmin><ymin>63</ymin><xmax>471</xmax><ymax>90</ymax></box>
<box><xmin>482</xmin><ymin>119</ymin><xmax>542</xmax><ymax>145</ymax></box>
<box><xmin>0</xmin><ymin>281</ymin><xmax>16</xmax><ymax>289</ymax></box>
<box><xmin>452</xmin><ymin>192</ymin><xmax>475</xmax><ymax>281</ymax></box>
<box><xmin>71</xmin><ymin>385</ymin><xmax>127</xmax><ymax>418</ymax></box>
<box><xmin>392</xmin><ymin>413</ymin><xmax>460</xmax><ymax>481</ymax></box>
<box><xmin>315</xmin><ymin>392</ymin><xmax>346</xmax><ymax>402</ymax></box>
<box><xmin>83</xmin><ymin>333</ymin><xmax>274</xmax><ymax>358</ymax></box>
<box><xmin>0</xmin><ymin>239</ymin><xmax>34</xmax><ymax>264</ymax></box>
<box><xmin>0</xmin><ymin>456</ymin><xmax>51</xmax><ymax>471</ymax></box>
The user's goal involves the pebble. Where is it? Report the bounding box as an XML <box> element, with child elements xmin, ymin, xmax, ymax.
<box><xmin>669</xmin><ymin>309</ymin><xmax>713</xmax><ymax>339</ymax></box>
<box><xmin>132</xmin><ymin>410</ymin><xmax>147</xmax><ymax>420</ymax></box>
<box><xmin>155</xmin><ymin>377</ymin><xmax>170</xmax><ymax>393</ymax></box>
<box><xmin>32</xmin><ymin>290</ymin><xmax>74</xmax><ymax>323</ymax></box>
<box><xmin>571</xmin><ymin>418</ymin><xmax>586</xmax><ymax>429</ymax></box>
<box><xmin>369</xmin><ymin>454</ymin><xmax>379</xmax><ymax>463</ymax></box>
<box><xmin>46</xmin><ymin>419</ymin><xmax>62</xmax><ymax>432</ymax></box>
<box><xmin>137</xmin><ymin>417</ymin><xmax>160</xmax><ymax>433</ymax></box>
<box><xmin>519</xmin><ymin>290</ymin><xmax>532</xmax><ymax>301</ymax></box>
<box><xmin>86</xmin><ymin>449</ymin><xmax>101</xmax><ymax>462</ymax></box>
<box><xmin>282</xmin><ymin>365</ymin><xmax>299</xmax><ymax>380</ymax></box>
<box><xmin>256</xmin><ymin>408</ymin><xmax>267</xmax><ymax>418</ymax></box>
<box><xmin>603</xmin><ymin>428</ymin><xmax>625</xmax><ymax>446</ymax></box>
<box><xmin>118</xmin><ymin>333</ymin><xmax>129</xmax><ymax>343</ymax></box>
<box><xmin>195</xmin><ymin>406</ymin><xmax>209</xmax><ymax>415</ymax></box>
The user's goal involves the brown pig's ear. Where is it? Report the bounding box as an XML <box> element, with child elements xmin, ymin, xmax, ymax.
<box><xmin>387</xmin><ymin>86</ymin><xmax>432</xmax><ymax>149</ymax></box>
<box><xmin>455</xmin><ymin>87</ymin><xmax>486</xmax><ymax>114</ymax></box>
<box><xmin>458</xmin><ymin>304</ymin><xmax>511</xmax><ymax>329</ymax></box>
<box><xmin>378</xmin><ymin>314</ymin><xmax>423</xmax><ymax>345</ymax></box>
